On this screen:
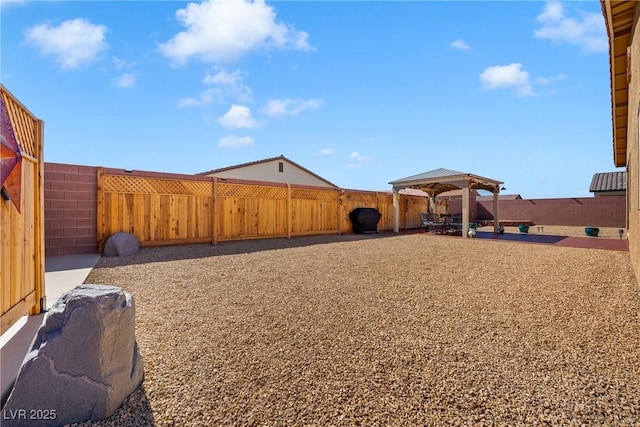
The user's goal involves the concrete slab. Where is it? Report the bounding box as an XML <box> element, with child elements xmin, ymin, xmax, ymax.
<box><xmin>1</xmin><ymin>253</ymin><xmax>101</xmax><ymax>402</ymax></box>
<box><xmin>44</xmin><ymin>254</ymin><xmax>101</xmax><ymax>310</ymax></box>
<box><xmin>475</xmin><ymin>231</ymin><xmax>629</xmax><ymax>251</ymax></box>
<box><xmin>0</xmin><ymin>314</ymin><xmax>45</xmax><ymax>403</ymax></box>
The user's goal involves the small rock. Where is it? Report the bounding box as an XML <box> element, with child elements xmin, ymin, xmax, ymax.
<box><xmin>103</xmin><ymin>232</ymin><xmax>140</xmax><ymax>257</ymax></box>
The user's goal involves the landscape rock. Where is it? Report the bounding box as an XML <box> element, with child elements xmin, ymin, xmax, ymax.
<box><xmin>103</xmin><ymin>232</ymin><xmax>140</xmax><ymax>257</ymax></box>
<box><xmin>1</xmin><ymin>285</ymin><xmax>144</xmax><ymax>426</ymax></box>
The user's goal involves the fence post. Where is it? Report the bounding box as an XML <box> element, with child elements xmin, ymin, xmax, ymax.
<box><xmin>96</xmin><ymin>167</ymin><xmax>104</xmax><ymax>253</ymax></box>
<box><xmin>337</xmin><ymin>189</ymin><xmax>342</xmax><ymax>235</ymax></box>
<box><xmin>286</xmin><ymin>183</ymin><xmax>292</xmax><ymax>239</ymax></box>
<box><xmin>31</xmin><ymin>119</ymin><xmax>45</xmax><ymax>315</ymax></box>
<box><xmin>212</xmin><ymin>176</ymin><xmax>218</xmax><ymax>245</ymax></box>
<box><xmin>375</xmin><ymin>192</ymin><xmax>380</xmax><ymax>231</ymax></box>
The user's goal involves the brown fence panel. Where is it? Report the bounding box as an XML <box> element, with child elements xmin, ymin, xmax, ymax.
<box><xmin>290</xmin><ymin>186</ymin><xmax>339</xmax><ymax>236</ymax></box>
<box><xmin>377</xmin><ymin>193</ymin><xmax>395</xmax><ymax>230</ymax></box>
<box><xmin>405</xmin><ymin>195</ymin><xmax>428</xmax><ymax>228</ymax></box>
<box><xmin>215</xmin><ymin>181</ymin><xmax>288</xmax><ymax>241</ymax></box>
<box><xmin>339</xmin><ymin>191</ymin><xmax>428</xmax><ymax>232</ymax></box>
<box><xmin>98</xmin><ymin>171</ymin><xmax>213</xmax><ymax>250</ymax></box>
<box><xmin>340</xmin><ymin>190</ymin><xmax>378</xmax><ymax>232</ymax></box>
<box><xmin>95</xmin><ymin>170</ymin><xmax>432</xmax><ymax>250</ymax></box>
<box><xmin>1</xmin><ymin>86</ymin><xmax>45</xmax><ymax>333</ymax></box>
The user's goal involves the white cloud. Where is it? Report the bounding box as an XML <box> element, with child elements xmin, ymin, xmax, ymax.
<box><xmin>535</xmin><ymin>73</ymin><xmax>568</xmax><ymax>85</ymax></box>
<box><xmin>449</xmin><ymin>39</ymin><xmax>470</xmax><ymax>50</ymax></box>
<box><xmin>479</xmin><ymin>63</ymin><xmax>534</xmax><ymax>97</ymax></box>
<box><xmin>178</xmin><ymin>88</ymin><xmax>223</xmax><ymax>107</ymax></box>
<box><xmin>218</xmin><ymin>134</ymin><xmax>254</xmax><ymax>148</ymax></box>
<box><xmin>159</xmin><ymin>0</ymin><xmax>313</xmax><ymax>65</ymax></box>
<box><xmin>203</xmin><ymin>69</ymin><xmax>252</xmax><ymax>103</ymax></box>
<box><xmin>113</xmin><ymin>73</ymin><xmax>135</xmax><ymax>88</ymax></box>
<box><xmin>262</xmin><ymin>98</ymin><xmax>323</xmax><ymax>117</ymax></box>
<box><xmin>534</xmin><ymin>1</ymin><xmax>607</xmax><ymax>53</ymax></box>
<box><xmin>350</xmin><ymin>152</ymin><xmax>369</xmax><ymax>161</ymax></box>
<box><xmin>319</xmin><ymin>148</ymin><xmax>333</xmax><ymax>155</ymax></box>
<box><xmin>25</xmin><ymin>18</ymin><xmax>108</xmax><ymax>69</ymax></box>
<box><xmin>218</xmin><ymin>104</ymin><xmax>261</xmax><ymax>128</ymax></box>
<box><xmin>113</xmin><ymin>57</ymin><xmax>135</xmax><ymax>70</ymax></box>
<box><xmin>347</xmin><ymin>163</ymin><xmax>363</xmax><ymax>169</ymax></box>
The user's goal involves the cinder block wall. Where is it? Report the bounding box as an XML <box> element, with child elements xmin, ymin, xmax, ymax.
<box><xmin>477</xmin><ymin>196</ymin><xmax>625</xmax><ymax>228</ymax></box>
<box><xmin>44</xmin><ymin>163</ymin><xmax>98</xmax><ymax>256</ymax></box>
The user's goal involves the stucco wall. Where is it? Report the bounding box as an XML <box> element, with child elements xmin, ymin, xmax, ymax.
<box><xmin>205</xmin><ymin>159</ymin><xmax>335</xmax><ymax>188</ymax></box>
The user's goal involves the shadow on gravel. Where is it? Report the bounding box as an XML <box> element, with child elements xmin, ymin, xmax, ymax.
<box><xmin>71</xmin><ymin>384</ymin><xmax>155</xmax><ymax>426</ymax></box>
<box><xmin>475</xmin><ymin>231</ymin><xmax>567</xmax><ymax>244</ymax></box>
<box><xmin>92</xmin><ymin>231</ymin><xmax>414</xmax><ymax>268</ymax></box>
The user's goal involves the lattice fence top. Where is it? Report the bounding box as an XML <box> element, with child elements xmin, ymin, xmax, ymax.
<box><xmin>217</xmin><ymin>183</ymin><xmax>287</xmax><ymax>199</ymax></box>
<box><xmin>103</xmin><ymin>175</ymin><xmax>213</xmax><ymax>196</ymax></box>
<box><xmin>1</xmin><ymin>90</ymin><xmax>38</xmax><ymax>158</ymax></box>
<box><xmin>291</xmin><ymin>188</ymin><xmax>338</xmax><ymax>201</ymax></box>
<box><xmin>345</xmin><ymin>192</ymin><xmax>378</xmax><ymax>203</ymax></box>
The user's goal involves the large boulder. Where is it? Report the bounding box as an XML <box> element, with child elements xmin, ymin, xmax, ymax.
<box><xmin>103</xmin><ymin>232</ymin><xmax>140</xmax><ymax>257</ymax></box>
<box><xmin>1</xmin><ymin>285</ymin><xmax>144</xmax><ymax>426</ymax></box>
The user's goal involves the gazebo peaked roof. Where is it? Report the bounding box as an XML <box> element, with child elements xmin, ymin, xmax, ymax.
<box><xmin>389</xmin><ymin>167</ymin><xmax>504</xmax><ymax>236</ymax></box>
<box><xmin>389</xmin><ymin>167</ymin><xmax>504</xmax><ymax>196</ymax></box>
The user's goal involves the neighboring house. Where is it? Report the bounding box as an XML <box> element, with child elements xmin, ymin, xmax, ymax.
<box><xmin>589</xmin><ymin>171</ymin><xmax>626</xmax><ymax>197</ymax></box>
<box><xmin>198</xmin><ymin>155</ymin><xmax>338</xmax><ymax>188</ymax></box>
<box><xmin>602</xmin><ymin>1</ymin><xmax>640</xmax><ymax>274</ymax></box>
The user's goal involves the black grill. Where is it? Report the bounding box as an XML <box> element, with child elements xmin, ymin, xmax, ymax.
<box><xmin>349</xmin><ymin>208</ymin><xmax>381</xmax><ymax>234</ymax></box>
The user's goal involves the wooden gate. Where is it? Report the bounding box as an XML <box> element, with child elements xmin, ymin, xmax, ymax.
<box><xmin>1</xmin><ymin>85</ymin><xmax>45</xmax><ymax>334</ymax></box>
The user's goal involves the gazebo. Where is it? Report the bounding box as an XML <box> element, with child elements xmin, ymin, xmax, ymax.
<box><xmin>389</xmin><ymin>168</ymin><xmax>504</xmax><ymax>237</ymax></box>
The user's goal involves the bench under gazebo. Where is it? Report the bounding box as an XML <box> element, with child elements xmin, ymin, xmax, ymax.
<box><xmin>389</xmin><ymin>168</ymin><xmax>504</xmax><ymax>237</ymax></box>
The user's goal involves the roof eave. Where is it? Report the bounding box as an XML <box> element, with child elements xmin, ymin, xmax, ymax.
<box><xmin>602</xmin><ymin>0</ymin><xmax>636</xmax><ymax>167</ymax></box>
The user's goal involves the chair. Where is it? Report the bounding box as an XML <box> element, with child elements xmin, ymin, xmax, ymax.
<box><xmin>446</xmin><ymin>216</ymin><xmax>463</xmax><ymax>234</ymax></box>
<box><xmin>419</xmin><ymin>213</ymin><xmax>443</xmax><ymax>233</ymax></box>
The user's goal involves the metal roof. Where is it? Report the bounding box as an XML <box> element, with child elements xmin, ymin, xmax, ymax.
<box><xmin>389</xmin><ymin>168</ymin><xmax>503</xmax><ymax>197</ymax></box>
<box><xmin>589</xmin><ymin>171</ymin><xmax>626</xmax><ymax>192</ymax></box>
<box><xmin>389</xmin><ymin>167</ymin><xmax>468</xmax><ymax>183</ymax></box>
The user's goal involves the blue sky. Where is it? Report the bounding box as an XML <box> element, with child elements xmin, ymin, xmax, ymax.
<box><xmin>1</xmin><ymin>0</ymin><xmax>618</xmax><ymax>198</ymax></box>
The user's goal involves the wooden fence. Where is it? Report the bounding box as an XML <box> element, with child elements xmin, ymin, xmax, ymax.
<box><xmin>97</xmin><ymin>169</ymin><xmax>428</xmax><ymax>251</ymax></box>
<box><xmin>1</xmin><ymin>86</ymin><xmax>45</xmax><ymax>334</ymax></box>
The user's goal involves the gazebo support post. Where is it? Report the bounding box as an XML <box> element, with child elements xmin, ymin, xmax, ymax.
<box><xmin>392</xmin><ymin>187</ymin><xmax>399</xmax><ymax>233</ymax></box>
<box><xmin>462</xmin><ymin>184</ymin><xmax>470</xmax><ymax>238</ymax></box>
<box><xmin>493</xmin><ymin>190</ymin><xmax>500</xmax><ymax>233</ymax></box>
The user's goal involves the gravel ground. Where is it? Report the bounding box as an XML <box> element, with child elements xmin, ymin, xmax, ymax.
<box><xmin>75</xmin><ymin>230</ymin><xmax>639</xmax><ymax>426</ymax></box>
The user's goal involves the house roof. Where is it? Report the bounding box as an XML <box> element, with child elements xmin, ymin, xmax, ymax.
<box><xmin>601</xmin><ymin>1</ymin><xmax>637</xmax><ymax>167</ymax></box>
<box><xmin>197</xmin><ymin>155</ymin><xmax>338</xmax><ymax>188</ymax></box>
<box><xmin>589</xmin><ymin>171</ymin><xmax>626</xmax><ymax>192</ymax></box>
